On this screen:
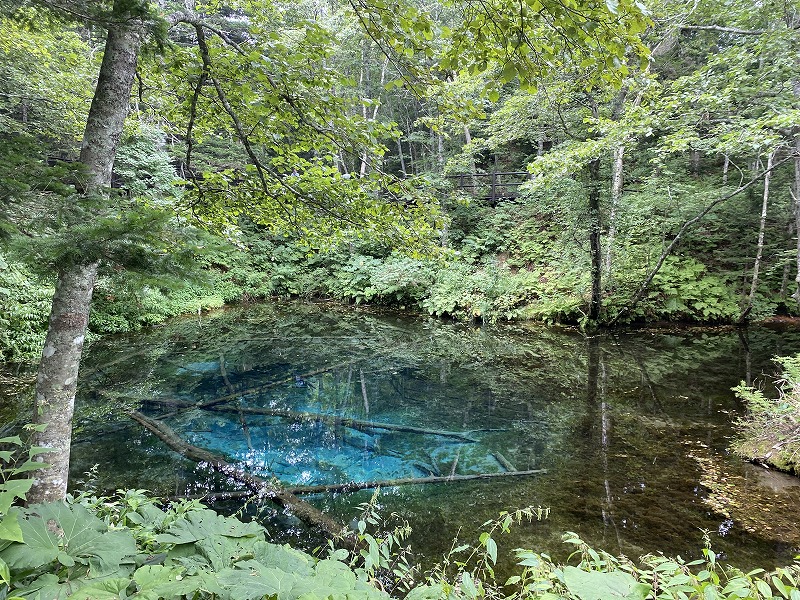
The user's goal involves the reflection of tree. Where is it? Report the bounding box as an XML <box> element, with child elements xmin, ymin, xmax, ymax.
<box><xmin>586</xmin><ymin>335</ymin><xmax>622</xmax><ymax>554</ymax></box>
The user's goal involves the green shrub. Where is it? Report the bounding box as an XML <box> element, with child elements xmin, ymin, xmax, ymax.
<box><xmin>732</xmin><ymin>354</ymin><xmax>800</xmax><ymax>475</ymax></box>
<box><xmin>1</xmin><ymin>439</ymin><xmax>799</xmax><ymax>600</ymax></box>
<box><xmin>1</xmin><ymin>494</ymin><xmax>387</xmax><ymax>600</ymax></box>
<box><xmin>0</xmin><ymin>255</ymin><xmax>51</xmax><ymax>363</ymax></box>
<box><xmin>618</xmin><ymin>256</ymin><xmax>740</xmax><ymax>323</ymax></box>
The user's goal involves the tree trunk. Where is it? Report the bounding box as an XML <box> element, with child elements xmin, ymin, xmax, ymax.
<box><xmin>745</xmin><ymin>150</ymin><xmax>775</xmax><ymax>318</ymax></box>
<box><xmin>397</xmin><ymin>136</ymin><xmax>407</xmax><ymax>176</ymax></box>
<box><xmin>603</xmin><ymin>144</ymin><xmax>624</xmax><ymax>279</ymax></box>
<box><xmin>690</xmin><ymin>149</ymin><xmax>701</xmax><ymax>176</ymax></box>
<box><xmin>794</xmin><ymin>129</ymin><xmax>800</xmax><ymax>305</ymax></box>
<box><xmin>588</xmin><ymin>157</ymin><xmax>602</xmax><ymax>322</ymax></box>
<box><xmin>722</xmin><ymin>154</ymin><xmax>730</xmax><ymax>185</ymax></box>
<box><xmin>29</xmin><ymin>8</ymin><xmax>141</xmax><ymax>504</ymax></box>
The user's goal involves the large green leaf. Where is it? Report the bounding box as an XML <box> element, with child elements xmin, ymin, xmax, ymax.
<box><xmin>0</xmin><ymin>479</ymin><xmax>34</xmax><ymax>514</ymax></box>
<box><xmin>404</xmin><ymin>583</ymin><xmax>448</xmax><ymax>600</ymax></box>
<box><xmin>216</xmin><ymin>554</ymin><xmax>388</xmax><ymax>600</ymax></box>
<box><xmin>0</xmin><ymin>510</ymin><xmax>24</xmax><ymax>543</ymax></box>
<box><xmin>216</xmin><ymin>561</ymin><xmax>299</xmax><ymax>600</ymax></box>
<box><xmin>129</xmin><ymin>565</ymin><xmax>197</xmax><ymax>600</ymax></box>
<box><xmin>66</xmin><ymin>577</ymin><xmax>131</xmax><ymax>599</ymax></box>
<box><xmin>157</xmin><ymin>508</ymin><xmax>264</xmax><ymax>572</ymax></box>
<box><xmin>563</xmin><ymin>566</ymin><xmax>651</xmax><ymax>600</ymax></box>
<box><xmin>293</xmin><ymin>559</ymin><xmax>385</xmax><ymax>599</ymax></box>
<box><xmin>10</xmin><ymin>573</ymin><xmax>74</xmax><ymax>599</ymax></box>
<box><xmin>252</xmin><ymin>541</ymin><xmax>314</xmax><ymax>576</ymax></box>
<box><xmin>155</xmin><ymin>508</ymin><xmax>264</xmax><ymax>546</ymax></box>
<box><xmin>0</xmin><ymin>502</ymin><xmax>137</xmax><ymax>578</ymax></box>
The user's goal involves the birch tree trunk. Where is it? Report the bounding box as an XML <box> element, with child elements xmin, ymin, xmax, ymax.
<box><xmin>29</xmin><ymin>8</ymin><xmax>141</xmax><ymax>504</ymax></box>
<box><xmin>794</xmin><ymin>134</ymin><xmax>800</xmax><ymax>304</ymax></box>
<box><xmin>793</xmin><ymin>73</ymin><xmax>800</xmax><ymax>304</ymax></box>
<box><xmin>588</xmin><ymin>157</ymin><xmax>602</xmax><ymax>322</ymax></box>
<box><xmin>603</xmin><ymin>144</ymin><xmax>624</xmax><ymax>278</ymax></box>
<box><xmin>745</xmin><ymin>150</ymin><xmax>775</xmax><ymax>318</ymax></box>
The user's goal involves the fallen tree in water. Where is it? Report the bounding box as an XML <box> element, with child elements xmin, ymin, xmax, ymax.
<box><xmin>208</xmin><ymin>404</ymin><xmax>481</xmax><ymax>442</ymax></box>
<box><xmin>127</xmin><ymin>410</ymin><xmax>346</xmax><ymax>540</ymax></box>
<box><xmin>169</xmin><ymin>468</ymin><xmax>548</xmax><ymax>501</ymax></box>
<box><xmin>134</xmin><ymin>394</ymin><xmax>483</xmax><ymax>442</ymax></box>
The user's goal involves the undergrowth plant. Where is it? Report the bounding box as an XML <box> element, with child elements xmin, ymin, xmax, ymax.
<box><xmin>3</xmin><ymin>430</ymin><xmax>800</xmax><ymax>599</ymax></box>
<box><xmin>732</xmin><ymin>354</ymin><xmax>800</xmax><ymax>475</ymax></box>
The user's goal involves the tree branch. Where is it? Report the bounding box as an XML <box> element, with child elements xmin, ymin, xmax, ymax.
<box><xmin>680</xmin><ymin>24</ymin><xmax>766</xmax><ymax>35</ymax></box>
<box><xmin>609</xmin><ymin>152</ymin><xmax>796</xmax><ymax>325</ymax></box>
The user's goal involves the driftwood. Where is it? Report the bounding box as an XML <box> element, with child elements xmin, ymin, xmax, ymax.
<box><xmin>170</xmin><ymin>468</ymin><xmax>548</xmax><ymax>501</ymax></box>
<box><xmin>127</xmin><ymin>410</ymin><xmax>346</xmax><ymax>540</ymax></box>
<box><xmin>209</xmin><ymin>405</ymin><xmax>479</xmax><ymax>443</ymax></box>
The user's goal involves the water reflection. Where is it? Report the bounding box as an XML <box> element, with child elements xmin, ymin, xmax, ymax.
<box><xmin>63</xmin><ymin>302</ymin><xmax>800</xmax><ymax>569</ymax></box>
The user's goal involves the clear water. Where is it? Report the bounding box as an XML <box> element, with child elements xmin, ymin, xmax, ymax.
<box><xmin>60</xmin><ymin>302</ymin><xmax>800</xmax><ymax>570</ymax></box>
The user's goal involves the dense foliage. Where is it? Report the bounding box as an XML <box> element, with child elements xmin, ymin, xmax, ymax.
<box><xmin>2</xmin><ymin>474</ymin><xmax>800</xmax><ymax>599</ymax></box>
<box><xmin>1</xmin><ymin>0</ymin><xmax>800</xmax><ymax>364</ymax></box>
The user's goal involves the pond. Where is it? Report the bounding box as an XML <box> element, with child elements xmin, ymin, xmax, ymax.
<box><xmin>21</xmin><ymin>302</ymin><xmax>800</xmax><ymax>571</ymax></box>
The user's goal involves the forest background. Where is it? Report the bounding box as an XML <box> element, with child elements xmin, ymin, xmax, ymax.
<box><xmin>2</xmin><ymin>0</ymin><xmax>799</xmax><ymax>366</ymax></box>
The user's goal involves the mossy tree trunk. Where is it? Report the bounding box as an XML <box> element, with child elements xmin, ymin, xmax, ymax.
<box><xmin>29</xmin><ymin>6</ymin><xmax>141</xmax><ymax>503</ymax></box>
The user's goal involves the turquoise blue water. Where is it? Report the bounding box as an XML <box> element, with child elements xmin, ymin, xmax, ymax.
<box><xmin>64</xmin><ymin>302</ymin><xmax>800</xmax><ymax>570</ymax></box>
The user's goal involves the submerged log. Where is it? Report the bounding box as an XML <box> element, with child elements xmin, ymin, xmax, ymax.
<box><xmin>127</xmin><ymin>410</ymin><xmax>346</xmax><ymax>540</ymax></box>
<box><xmin>198</xmin><ymin>361</ymin><xmax>356</xmax><ymax>409</ymax></box>
<box><xmin>208</xmin><ymin>405</ymin><xmax>479</xmax><ymax>443</ymax></box>
<box><xmin>105</xmin><ymin>392</ymin><xmax>482</xmax><ymax>443</ymax></box>
<box><xmin>493</xmin><ymin>452</ymin><xmax>517</xmax><ymax>472</ymax></box>
<box><xmin>170</xmin><ymin>468</ymin><xmax>548</xmax><ymax>501</ymax></box>
<box><xmin>286</xmin><ymin>469</ymin><xmax>548</xmax><ymax>494</ymax></box>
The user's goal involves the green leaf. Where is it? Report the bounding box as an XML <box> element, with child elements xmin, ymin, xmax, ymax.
<box><xmin>0</xmin><ymin>512</ymin><xmax>24</xmax><ymax>543</ymax></box>
<box><xmin>485</xmin><ymin>537</ymin><xmax>497</xmax><ymax>565</ymax></box>
<box><xmin>0</xmin><ymin>479</ymin><xmax>34</xmax><ymax>513</ymax></box>
<box><xmin>755</xmin><ymin>579</ymin><xmax>773</xmax><ymax>598</ymax></box>
<box><xmin>9</xmin><ymin>573</ymin><xmax>68</xmax><ymax>599</ymax></box>
<box><xmin>563</xmin><ymin>566</ymin><xmax>651</xmax><ymax>600</ymax></box>
<box><xmin>216</xmin><ymin>561</ymin><xmax>300</xmax><ymax>600</ymax></box>
<box><xmin>461</xmin><ymin>571</ymin><xmax>478</xmax><ymax>599</ymax></box>
<box><xmin>773</xmin><ymin>576</ymin><xmax>790</xmax><ymax>599</ymax></box>
<box><xmin>155</xmin><ymin>508</ymin><xmax>264</xmax><ymax>546</ymax></box>
<box><xmin>1</xmin><ymin>502</ymin><xmax>136</xmax><ymax>578</ymax></box>
<box><xmin>500</xmin><ymin>62</ymin><xmax>517</xmax><ymax>83</ymax></box>
<box><xmin>65</xmin><ymin>577</ymin><xmax>131</xmax><ymax>600</ymax></box>
<box><xmin>12</xmin><ymin>460</ymin><xmax>49</xmax><ymax>475</ymax></box>
<box><xmin>0</xmin><ymin>555</ymin><xmax>10</xmax><ymax>584</ymax></box>
<box><xmin>28</xmin><ymin>446</ymin><xmax>56</xmax><ymax>458</ymax></box>
<box><xmin>131</xmin><ymin>565</ymin><xmax>191</xmax><ymax>600</ymax></box>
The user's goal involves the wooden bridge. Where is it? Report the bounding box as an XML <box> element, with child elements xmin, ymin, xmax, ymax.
<box><xmin>445</xmin><ymin>171</ymin><xmax>531</xmax><ymax>204</ymax></box>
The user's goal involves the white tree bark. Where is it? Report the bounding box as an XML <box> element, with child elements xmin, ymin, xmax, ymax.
<box><xmin>603</xmin><ymin>144</ymin><xmax>625</xmax><ymax>278</ymax></box>
<box><xmin>746</xmin><ymin>150</ymin><xmax>776</xmax><ymax>315</ymax></box>
<box><xmin>793</xmin><ymin>135</ymin><xmax>800</xmax><ymax>304</ymax></box>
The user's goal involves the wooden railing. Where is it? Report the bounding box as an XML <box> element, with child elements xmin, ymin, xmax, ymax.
<box><xmin>445</xmin><ymin>171</ymin><xmax>530</xmax><ymax>204</ymax></box>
